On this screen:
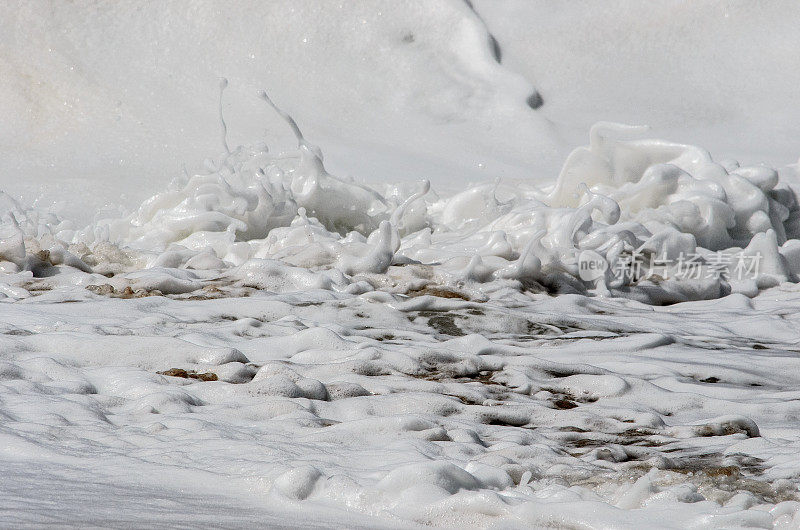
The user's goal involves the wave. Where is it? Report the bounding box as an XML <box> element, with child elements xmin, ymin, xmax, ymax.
<box><xmin>2</xmin><ymin>92</ymin><xmax>799</xmax><ymax>304</ymax></box>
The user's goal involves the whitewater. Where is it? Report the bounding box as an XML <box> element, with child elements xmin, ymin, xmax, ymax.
<box><xmin>3</xmin><ymin>1</ymin><xmax>800</xmax><ymax>528</ymax></box>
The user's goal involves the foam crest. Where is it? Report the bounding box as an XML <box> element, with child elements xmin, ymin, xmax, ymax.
<box><xmin>1</xmin><ymin>113</ymin><xmax>799</xmax><ymax>303</ymax></box>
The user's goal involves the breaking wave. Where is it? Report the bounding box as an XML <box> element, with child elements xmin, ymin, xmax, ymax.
<box><xmin>2</xmin><ymin>91</ymin><xmax>800</xmax><ymax>304</ymax></box>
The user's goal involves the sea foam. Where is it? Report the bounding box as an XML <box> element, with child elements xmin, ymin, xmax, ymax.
<box><xmin>1</xmin><ymin>99</ymin><xmax>799</xmax><ymax>304</ymax></box>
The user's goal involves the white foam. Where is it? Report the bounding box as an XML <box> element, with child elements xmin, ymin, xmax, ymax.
<box><xmin>3</xmin><ymin>3</ymin><xmax>800</xmax><ymax>525</ymax></box>
<box><xmin>3</xmin><ymin>107</ymin><xmax>797</xmax><ymax>305</ymax></box>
